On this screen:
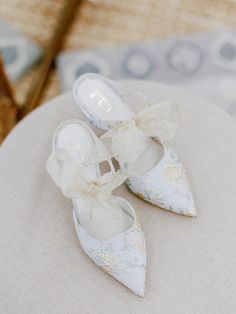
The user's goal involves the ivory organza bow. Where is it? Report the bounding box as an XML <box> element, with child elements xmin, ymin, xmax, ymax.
<box><xmin>47</xmin><ymin>149</ymin><xmax>127</xmax><ymax>202</ymax></box>
<box><xmin>102</xmin><ymin>101</ymin><xmax>180</xmax><ymax>163</ymax></box>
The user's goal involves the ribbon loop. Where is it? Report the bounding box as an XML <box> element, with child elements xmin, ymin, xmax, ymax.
<box><xmin>101</xmin><ymin>101</ymin><xmax>180</xmax><ymax>163</ymax></box>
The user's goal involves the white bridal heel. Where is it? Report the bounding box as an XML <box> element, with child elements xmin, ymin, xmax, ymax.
<box><xmin>73</xmin><ymin>74</ymin><xmax>196</xmax><ymax>217</ymax></box>
<box><xmin>47</xmin><ymin>120</ymin><xmax>146</xmax><ymax>297</ymax></box>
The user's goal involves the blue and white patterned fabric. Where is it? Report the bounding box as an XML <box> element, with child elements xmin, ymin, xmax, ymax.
<box><xmin>57</xmin><ymin>30</ymin><xmax>236</xmax><ymax>117</ymax></box>
<box><xmin>0</xmin><ymin>18</ymin><xmax>43</xmax><ymax>82</ymax></box>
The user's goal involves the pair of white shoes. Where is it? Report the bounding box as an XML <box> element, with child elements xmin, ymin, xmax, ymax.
<box><xmin>47</xmin><ymin>74</ymin><xmax>196</xmax><ymax>297</ymax></box>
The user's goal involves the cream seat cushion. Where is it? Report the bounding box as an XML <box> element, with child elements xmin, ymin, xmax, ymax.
<box><xmin>0</xmin><ymin>81</ymin><xmax>235</xmax><ymax>313</ymax></box>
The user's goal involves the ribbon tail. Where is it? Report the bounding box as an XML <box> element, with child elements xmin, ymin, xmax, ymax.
<box><xmin>89</xmin><ymin>170</ymin><xmax>128</xmax><ymax>220</ymax></box>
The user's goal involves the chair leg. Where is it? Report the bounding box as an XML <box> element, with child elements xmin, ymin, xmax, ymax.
<box><xmin>0</xmin><ymin>55</ymin><xmax>18</xmax><ymax>143</ymax></box>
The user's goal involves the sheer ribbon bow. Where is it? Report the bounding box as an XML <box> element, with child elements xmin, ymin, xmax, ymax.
<box><xmin>101</xmin><ymin>101</ymin><xmax>180</xmax><ymax>163</ymax></box>
<box><xmin>47</xmin><ymin>149</ymin><xmax>127</xmax><ymax>203</ymax></box>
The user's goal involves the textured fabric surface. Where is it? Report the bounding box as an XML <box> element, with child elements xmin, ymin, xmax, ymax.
<box><xmin>0</xmin><ymin>81</ymin><xmax>236</xmax><ymax>313</ymax></box>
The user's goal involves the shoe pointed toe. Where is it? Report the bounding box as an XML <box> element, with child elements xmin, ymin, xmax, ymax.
<box><xmin>114</xmin><ymin>265</ymin><xmax>146</xmax><ymax>297</ymax></box>
<box><xmin>126</xmin><ymin>147</ymin><xmax>196</xmax><ymax>217</ymax></box>
<box><xmin>73</xmin><ymin>209</ymin><xmax>147</xmax><ymax>297</ymax></box>
<box><xmin>108</xmin><ymin>228</ymin><xmax>147</xmax><ymax>297</ymax></box>
<box><xmin>166</xmin><ymin>188</ymin><xmax>196</xmax><ymax>217</ymax></box>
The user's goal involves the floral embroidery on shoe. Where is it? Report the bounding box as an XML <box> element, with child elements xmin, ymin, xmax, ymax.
<box><xmin>163</xmin><ymin>149</ymin><xmax>188</xmax><ymax>193</ymax></box>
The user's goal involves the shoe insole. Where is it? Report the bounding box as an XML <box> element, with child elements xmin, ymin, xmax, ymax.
<box><xmin>75</xmin><ymin>75</ymin><xmax>163</xmax><ymax>175</ymax></box>
<box><xmin>76</xmin><ymin>76</ymin><xmax>134</xmax><ymax>121</ymax></box>
<box><xmin>55</xmin><ymin>121</ymin><xmax>133</xmax><ymax>240</ymax></box>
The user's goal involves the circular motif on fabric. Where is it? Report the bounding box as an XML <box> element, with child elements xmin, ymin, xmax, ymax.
<box><xmin>123</xmin><ymin>49</ymin><xmax>154</xmax><ymax>78</ymax></box>
<box><xmin>63</xmin><ymin>53</ymin><xmax>110</xmax><ymax>90</ymax></box>
<box><xmin>211</xmin><ymin>32</ymin><xmax>236</xmax><ymax>71</ymax></box>
<box><xmin>167</xmin><ymin>41</ymin><xmax>203</xmax><ymax>75</ymax></box>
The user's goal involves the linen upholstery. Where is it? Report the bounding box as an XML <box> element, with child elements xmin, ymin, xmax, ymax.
<box><xmin>0</xmin><ymin>81</ymin><xmax>235</xmax><ymax>313</ymax></box>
